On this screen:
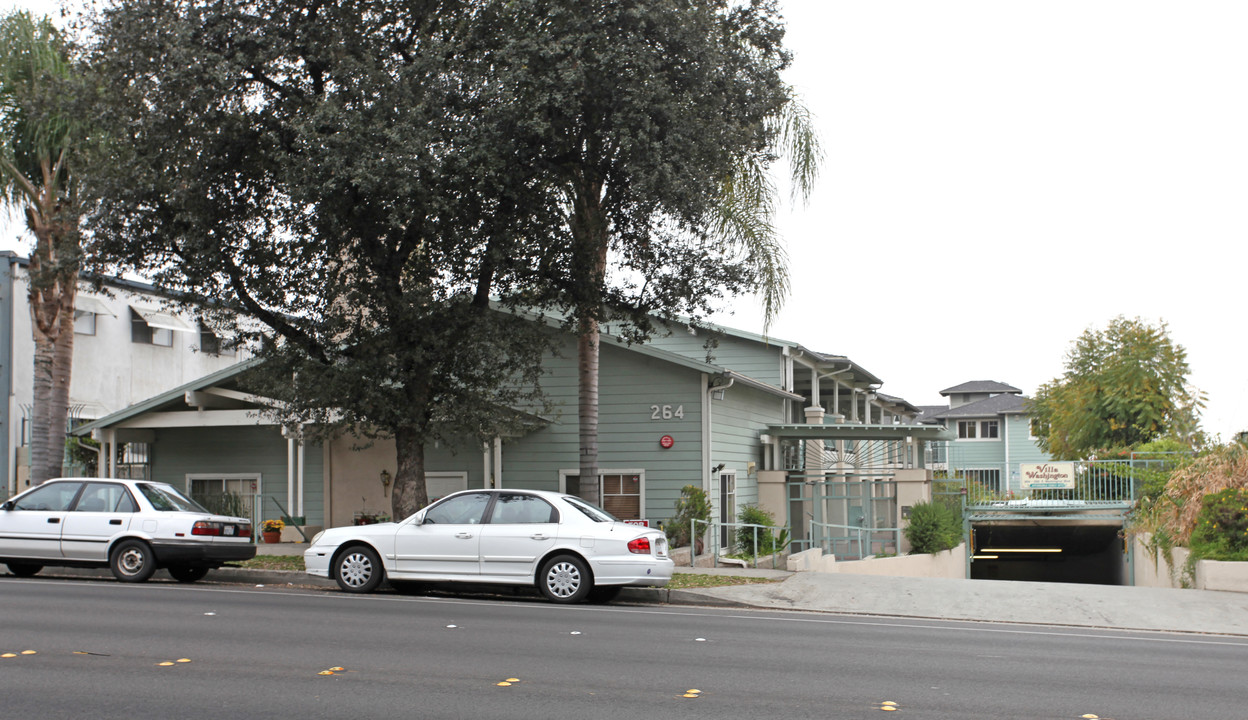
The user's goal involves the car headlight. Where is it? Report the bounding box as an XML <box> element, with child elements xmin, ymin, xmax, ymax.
<box><xmin>310</xmin><ymin>530</ymin><xmax>325</xmax><ymax>546</ymax></box>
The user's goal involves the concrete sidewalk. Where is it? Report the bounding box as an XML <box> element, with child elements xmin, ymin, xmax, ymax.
<box><xmin>647</xmin><ymin>570</ymin><xmax>1248</xmax><ymax>636</ymax></box>
<box><xmin>40</xmin><ymin>544</ymin><xmax>1248</xmax><ymax>637</ymax></box>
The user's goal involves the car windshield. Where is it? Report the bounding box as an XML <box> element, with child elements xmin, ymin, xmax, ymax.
<box><xmin>138</xmin><ymin>483</ymin><xmax>210</xmax><ymax>513</ymax></box>
<box><xmin>561</xmin><ymin>495</ymin><xmax>618</xmax><ymax>523</ymax></box>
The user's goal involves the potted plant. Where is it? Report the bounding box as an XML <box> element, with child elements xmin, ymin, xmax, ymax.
<box><xmin>261</xmin><ymin>518</ymin><xmax>285</xmax><ymax>543</ymax></box>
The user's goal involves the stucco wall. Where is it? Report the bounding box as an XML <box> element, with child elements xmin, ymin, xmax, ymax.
<box><xmin>1131</xmin><ymin>535</ymin><xmax>1248</xmax><ymax>593</ymax></box>
<box><xmin>787</xmin><ymin>543</ymin><xmax>967</xmax><ymax>579</ymax></box>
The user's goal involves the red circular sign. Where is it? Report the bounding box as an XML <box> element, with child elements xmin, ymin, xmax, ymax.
<box><xmin>659</xmin><ymin>435</ymin><xmax>675</xmax><ymax>449</ymax></box>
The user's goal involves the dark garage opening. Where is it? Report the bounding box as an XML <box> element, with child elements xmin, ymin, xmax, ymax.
<box><xmin>971</xmin><ymin>524</ymin><xmax>1127</xmax><ymax>585</ymax></box>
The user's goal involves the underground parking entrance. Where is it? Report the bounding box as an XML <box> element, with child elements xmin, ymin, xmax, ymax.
<box><xmin>969</xmin><ymin>520</ymin><xmax>1129</xmax><ymax>585</ymax></box>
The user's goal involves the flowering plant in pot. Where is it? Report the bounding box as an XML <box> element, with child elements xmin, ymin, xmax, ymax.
<box><xmin>261</xmin><ymin>518</ymin><xmax>285</xmax><ymax>542</ymax></box>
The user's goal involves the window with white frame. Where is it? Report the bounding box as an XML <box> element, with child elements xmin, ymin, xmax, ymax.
<box><xmin>958</xmin><ymin>419</ymin><xmax>999</xmax><ymax>440</ymax></box>
<box><xmin>560</xmin><ymin>470</ymin><xmax>644</xmax><ymax>521</ymax></box>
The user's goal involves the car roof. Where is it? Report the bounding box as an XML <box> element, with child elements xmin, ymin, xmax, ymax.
<box><xmin>446</xmin><ymin>488</ymin><xmax>571</xmax><ymax>501</ymax></box>
<box><xmin>47</xmin><ymin>477</ymin><xmax>166</xmax><ymax>488</ymax></box>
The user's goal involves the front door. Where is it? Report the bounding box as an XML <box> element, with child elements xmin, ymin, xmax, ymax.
<box><xmin>393</xmin><ymin>492</ymin><xmax>491</xmax><ymax>577</ymax></box>
<box><xmin>478</xmin><ymin>493</ymin><xmax>559</xmax><ymax>578</ymax></box>
<box><xmin>1</xmin><ymin>481</ymin><xmax>83</xmax><ymax>559</ymax></box>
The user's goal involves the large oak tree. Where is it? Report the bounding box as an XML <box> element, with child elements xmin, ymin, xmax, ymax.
<box><xmin>84</xmin><ymin>0</ymin><xmax>563</xmax><ymax>516</ymax></box>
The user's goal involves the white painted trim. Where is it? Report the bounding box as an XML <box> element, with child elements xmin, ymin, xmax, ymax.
<box><xmin>112</xmin><ymin>409</ymin><xmax>275</xmax><ymax>428</ymax></box>
<box><xmin>701</xmin><ymin>373</ymin><xmax>711</xmax><ymax>494</ymax></box>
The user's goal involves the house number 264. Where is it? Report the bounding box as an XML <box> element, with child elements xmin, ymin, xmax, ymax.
<box><xmin>650</xmin><ymin>404</ymin><xmax>684</xmax><ymax>420</ymax></box>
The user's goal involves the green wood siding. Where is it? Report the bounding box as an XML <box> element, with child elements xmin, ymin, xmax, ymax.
<box><xmin>645</xmin><ymin>323</ymin><xmax>787</xmax><ymax>387</ymax></box>
<box><xmin>150</xmin><ymin>426</ymin><xmax>325</xmax><ymax>526</ymax></box>
<box><xmin>472</xmin><ymin>336</ymin><xmax>706</xmax><ymax>523</ymax></box>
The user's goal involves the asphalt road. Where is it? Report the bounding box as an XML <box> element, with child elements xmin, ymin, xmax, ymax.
<box><xmin>2</xmin><ymin>576</ymin><xmax>1246</xmax><ymax>720</ymax></box>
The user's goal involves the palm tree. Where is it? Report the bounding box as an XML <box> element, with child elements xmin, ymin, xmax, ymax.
<box><xmin>0</xmin><ymin>12</ymin><xmax>84</xmax><ymax>484</ymax></box>
<box><xmin>574</xmin><ymin>93</ymin><xmax>821</xmax><ymax>505</ymax></box>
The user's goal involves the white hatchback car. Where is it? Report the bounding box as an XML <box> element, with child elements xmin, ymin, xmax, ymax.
<box><xmin>0</xmin><ymin>477</ymin><xmax>255</xmax><ymax>583</ymax></box>
<box><xmin>305</xmin><ymin>489</ymin><xmax>673</xmax><ymax>603</ymax></box>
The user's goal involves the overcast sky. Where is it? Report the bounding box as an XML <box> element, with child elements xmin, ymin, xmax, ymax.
<box><xmin>3</xmin><ymin>1</ymin><xmax>1245</xmax><ymax>441</ymax></box>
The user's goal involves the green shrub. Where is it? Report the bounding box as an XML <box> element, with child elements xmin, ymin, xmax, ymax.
<box><xmin>735</xmin><ymin>504</ymin><xmax>788</xmax><ymax>556</ymax></box>
<box><xmin>1188</xmin><ymin>488</ymin><xmax>1248</xmax><ymax>561</ymax></box>
<box><xmin>903</xmin><ymin>501</ymin><xmax>962</xmax><ymax>555</ymax></box>
<box><xmin>665</xmin><ymin>485</ymin><xmax>711</xmax><ymax>548</ymax></box>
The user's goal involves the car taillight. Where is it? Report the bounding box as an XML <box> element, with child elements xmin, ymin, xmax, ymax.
<box><xmin>192</xmin><ymin>521</ymin><xmax>221</xmax><ymax>536</ymax></box>
<box><xmin>627</xmin><ymin>537</ymin><xmax>652</xmax><ymax>554</ymax></box>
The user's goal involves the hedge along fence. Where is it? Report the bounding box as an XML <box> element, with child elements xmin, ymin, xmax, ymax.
<box><xmin>1130</xmin><ymin>444</ymin><xmax>1248</xmax><ymax>562</ymax></box>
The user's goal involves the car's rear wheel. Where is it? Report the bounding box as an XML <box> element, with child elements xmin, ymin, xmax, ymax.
<box><xmin>168</xmin><ymin>566</ymin><xmax>210</xmax><ymax>583</ymax></box>
<box><xmin>6</xmin><ymin>563</ymin><xmax>42</xmax><ymax>578</ymax></box>
<box><xmin>538</xmin><ymin>554</ymin><xmax>592</xmax><ymax>603</ymax></box>
<box><xmin>110</xmin><ymin>539</ymin><xmax>157</xmax><ymax>583</ymax></box>
<box><xmin>334</xmin><ymin>545</ymin><xmax>384</xmax><ymax>593</ymax></box>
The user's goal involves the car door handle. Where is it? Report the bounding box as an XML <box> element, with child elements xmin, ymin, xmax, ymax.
<box><xmin>47</xmin><ymin>518</ymin><xmax>60</xmax><ymax>524</ymax></box>
<box><xmin>455</xmin><ymin>532</ymin><xmax>474</xmax><ymax>539</ymax></box>
<box><xmin>109</xmin><ymin>519</ymin><xmax>122</xmax><ymax>526</ymax></box>
<box><xmin>530</xmin><ymin>534</ymin><xmax>549</xmax><ymax>540</ymax></box>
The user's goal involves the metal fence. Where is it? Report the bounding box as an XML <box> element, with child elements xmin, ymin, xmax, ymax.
<box><xmin>932</xmin><ymin>458</ymin><xmax>1183</xmax><ymax>504</ymax></box>
<box><xmin>784</xmin><ymin>475</ymin><xmax>900</xmax><ymax>560</ymax></box>
<box><xmin>686</xmin><ymin>518</ymin><xmax>790</xmax><ymax>569</ymax></box>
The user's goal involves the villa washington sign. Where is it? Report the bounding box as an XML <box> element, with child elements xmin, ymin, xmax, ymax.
<box><xmin>1020</xmin><ymin>462</ymin><xmax>1076</xmax><ymax>490</ymax></box>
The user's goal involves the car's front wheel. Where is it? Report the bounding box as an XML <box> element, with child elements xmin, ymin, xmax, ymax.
<box><xmin>6</xmin><ymin>563</ymin><xmax>42</xmax><ymax>578</ymax></box>
<box><xmin>168</xmin><ymin>566</ymin><xmax>210</xmax><ymax>583</ymax></box>
<box><xmin>334</xmin><ymin>545</ymin><xmax>384</xmax><ymax>593</ymax></box>
<box><xmin>538</xmin><ymin>554</ymin><xmax>592</xmax><ymax>603</ymax></box>
<box><xmin>110</xmin><ymin>539</ymin><xmax>157</xmax><ymax>583</ymax></box>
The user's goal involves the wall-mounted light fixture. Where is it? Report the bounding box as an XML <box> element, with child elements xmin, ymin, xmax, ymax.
<box><xmin>380</xmin><ymin>469</ymin><xmax>391</xmax><ymax>489</ymax></box>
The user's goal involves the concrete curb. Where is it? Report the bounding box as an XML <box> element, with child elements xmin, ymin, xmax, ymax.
<box><xmin>25</xmin><ymin>566</ymin><xmax>338</xmax><ymax>589</ymax></box>
<box><xmin>23</xmin><ymin>566</ymin><xmax>748</xmax><ymax>608</ymax></box>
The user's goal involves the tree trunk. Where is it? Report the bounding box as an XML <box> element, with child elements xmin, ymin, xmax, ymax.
<box><xmin>391</xmin><ymin>425</ymin><xmax>429</xmax><ymax>520</ymax></box>
<box><xmin>577</xmin><ymin>319</ymin><xmax>600</xmax><ymax>505</ymax></box>
<box><xmin>29</xmin><ymin>325</ymin><xmax>55</xmax><ymax>484</ymax></box>
<box><xmin>570</xmin><ymin>175</ymin><xmax>608</xmax><ymax>506</ymax></box>
<box><xmin>46</xmin><ymin>288</ymin><xmax>75</xmax><ymax>479</ymax></box>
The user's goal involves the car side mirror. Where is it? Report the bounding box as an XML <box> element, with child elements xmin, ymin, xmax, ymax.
<box><xmin>0</xmin><ymin>500</ymin><xmax>12</xmax><ymax>511</ymax></box>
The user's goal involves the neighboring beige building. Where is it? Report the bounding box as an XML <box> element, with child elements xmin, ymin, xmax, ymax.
<box><xmin>1</xmin><ymin>252</ymin><xmax>250</xmax><ymax>496</ymax></box>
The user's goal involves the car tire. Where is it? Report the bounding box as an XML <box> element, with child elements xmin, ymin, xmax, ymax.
<box><xmin>587</xmin><ymin>585</ymin><xmax>622</xmax><ymax>604</ymax></box>
<box><xmin>168</xmin><ymin>566</ymin><xmax>210</xmax><ymax>583</ymax></box>
<box><xmin>538</xmin><ymin>554</ymin><xmax>592</xmax><ymax>604</ymax></box>
<box><xmin>334</xmin><ymin>545</ymin><xmax>384</xmax><ymax>593</ymax></box>
<box><xmin>110</xmin><ymin>539</ymin><xmax>157</xmax><ymax>583</ymax></box>
<box><xmin>7</xmin><ymin>563</ymin><xmax>42</xmax><ymax>578</ymax></box>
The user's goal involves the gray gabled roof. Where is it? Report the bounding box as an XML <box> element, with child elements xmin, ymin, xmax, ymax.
<box><xmin>939</xmin><ymin>380</ymin><xmax>1022</xmax><ymax>396</ymax></box>
<box><xmin>931</xmin><ymin>392</ymin><xmax>1030</xmax><ymax>419</ymax></box>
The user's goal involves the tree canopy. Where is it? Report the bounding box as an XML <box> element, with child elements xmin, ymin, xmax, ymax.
<box><xmin>475</xmin><ymin>0</ymin><xmax>817</xmax><ymax>500</ymax></box>
<box><xmin>1028</xmin><ymin>316</ymin><xmax>1205</xmax><ymax>460</ymax></box>
<box><xmin>84</xmin><ymin>0</ymin><xmax>563</xmax><ymax>516</ymax></box>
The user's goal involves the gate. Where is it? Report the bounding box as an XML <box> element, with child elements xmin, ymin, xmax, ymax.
<box><xmin>786</xmin><ymin>473</ymin><xmax>901</xmax><ymax>560</ymax></box>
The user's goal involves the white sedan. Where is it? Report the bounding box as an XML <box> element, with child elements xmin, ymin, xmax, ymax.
<box><xmin>0</xmin><ymin>477</ymin><xmax>255</xmax><ymax>583</ymax></box>
<box><xmin>305</xmin><ymin>489</ymin><xmax>673</xmax><ymax>603</ymax></box>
